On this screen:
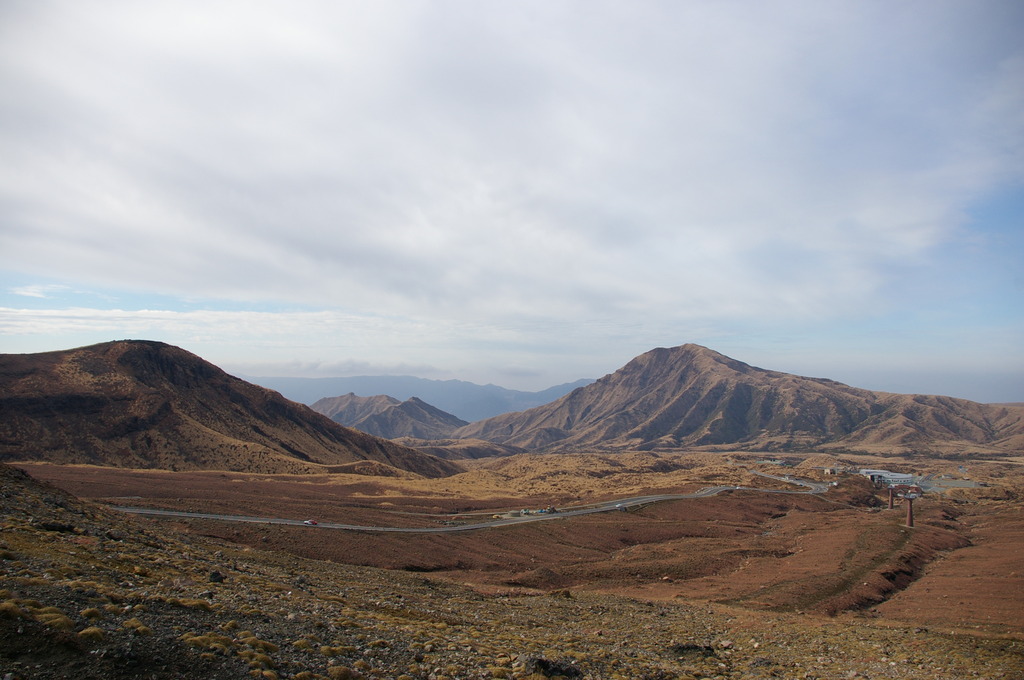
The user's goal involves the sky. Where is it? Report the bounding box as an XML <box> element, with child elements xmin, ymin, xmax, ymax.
<box><xmin>1</xmin><ymin>1</ymin><xmax>1022</xmax><ymax>402</ymax></box>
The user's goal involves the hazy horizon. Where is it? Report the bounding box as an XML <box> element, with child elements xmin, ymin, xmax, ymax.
<box><xmin>2</xmin><ymin>1</ymin><xmax>1022</xmax><ymax>401</ymax></box>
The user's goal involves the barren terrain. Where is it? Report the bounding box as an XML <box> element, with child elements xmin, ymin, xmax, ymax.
<box><xmin>15</xmin><ymin>450</ymin><xmax>1024</xmax><ymax>639</ymax></box>
<box><xmin>4</xmin><ymin>450</ymin><xmax>1024</xmax><ymax>679</ymax></box>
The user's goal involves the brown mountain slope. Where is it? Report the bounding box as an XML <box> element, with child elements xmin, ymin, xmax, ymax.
<box><xmin>355</xmin><ymin>397</ymin><xmax>469</xmax><ymax>439</ymax></box>
<box><xmin>835</xmin><ymin>393</ymin><xmax>1024</xmax><ymax>451</ymax></box>
<box><xmin>312</xmin><ymin>393</ymin><xmax>468</xmax><ymax>439</ymax></box>
<box><xmin>455</xmin><ymin>344</ymin><xmax>1024</xmax><ymax>453</ymax></box>
<box><xmin>0</xmin><ymin>341</ymin><xmax>461</xmax><ymax>477</ymax></box>
<box><xmin>311</xmin><ymin>393</ymin><xmax>400</xmax><ymax>423</ymax></box>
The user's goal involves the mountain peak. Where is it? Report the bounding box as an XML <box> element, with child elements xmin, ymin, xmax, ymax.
<box><xmin>312</xmin><ymin>393</ymin><xmax>468</xmax><ymax>440</ymax></box>
<box><xmin>623</xmin><ymin>344</ymin><xmax>757</xmax><ymax>374</ymax></box>
<box><xmin>456</xmin><ymin>344</ymin><xmax>1024</xmax><ymax>454</ymax></box>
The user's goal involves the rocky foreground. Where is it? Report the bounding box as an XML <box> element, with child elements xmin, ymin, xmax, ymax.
<box><xmin>2</xmin><ymin>463</ymin><xmax>1021</xmax><ymax>680</ymax></box>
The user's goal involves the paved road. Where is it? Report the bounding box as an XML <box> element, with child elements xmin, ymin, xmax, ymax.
<box><xmin>111</xmin><ymin>471</ymin><xmax>828</xmax><ymax>534</ymax></box>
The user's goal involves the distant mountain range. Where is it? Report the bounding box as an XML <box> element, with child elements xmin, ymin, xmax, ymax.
<box><xmin>3</xmin><ymin>341</ymin><xmax>1021</xmax><ymax>473</ymax></box>
<box><xmin>0</xmin><ymin>341</ymin><xmax>461</xmax><ymax>477</ymax></box>
<box><xmin>246</xmin><ymin>375</ymin><xmax>594</xmax><ymax>422</ymax></box>
<box><xmin>294</xmin><ymin>344</ymin><xmax>1024</xmax><ymax>456</ymax></box>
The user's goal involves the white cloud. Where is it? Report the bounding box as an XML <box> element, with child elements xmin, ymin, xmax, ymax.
<box><xmin>0</xmin><ymin>1</ymin><xmax>1021</xmax><ymax>397</ymax></box>
<box><xmin>8</xmin><ymin>284</ymin><xmax>70</xmax><ymax>299</ymax></box>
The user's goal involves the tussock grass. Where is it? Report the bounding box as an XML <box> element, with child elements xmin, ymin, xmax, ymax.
<box><xmin>240</xmin><ymin>635</ymin><xmax>279</xmax><ymax>653</ymax></box>
<box><xmin>0</xmin><ymin>601</ymin><xmax>27</xmax><ymax>619</ymax></box>
<box><xmin>122</xmin><ymin>616</ymin><xmax>152</xmax><ymax>635</ymax></box>
<box><xmin>78</xmin><ymin>626</ymin><xmax>105</xmax><ymax>641</ymax></box>
<box><xmin>35</xmin><ymin>611</ymin><xmax>74</xmax><ymax>630</ymax></box>
<box><xmin>238</xmin><ymin>648</ymin><xmax>275</xmax><ymax>669</ymax></box>
<box><xmin>180</xmin><ymin>631</ymin><xmax>236</xmax><ymax>653</ymax></box>
<box><xmin>167</xmin><ymin>596</ymin><xmax>215</xmax><ymax>611</ymax></box>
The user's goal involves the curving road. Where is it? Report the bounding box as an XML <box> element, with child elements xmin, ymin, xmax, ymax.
<box><xmin>111</xmin><ymin>471</ymin><xmax>829</xmax><ymax>534</ymax></box>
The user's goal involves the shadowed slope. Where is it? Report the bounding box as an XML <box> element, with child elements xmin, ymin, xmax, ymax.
<box><xmin>0</xmin><ymin>341</ymin><xmax>461</xmax><ymax>477</ymax></box>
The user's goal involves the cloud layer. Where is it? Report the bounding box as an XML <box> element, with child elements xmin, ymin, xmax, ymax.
<box><xmin>1</xmin><ymin>1</ymin><xmax>1022</xmax><ymax>396</ymax></box>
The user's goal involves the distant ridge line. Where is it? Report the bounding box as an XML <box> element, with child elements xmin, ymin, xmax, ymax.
<box><xmin>247</xmin><ymin>374</ymin><xmax>595</xmax><ymax>421</ymax></box>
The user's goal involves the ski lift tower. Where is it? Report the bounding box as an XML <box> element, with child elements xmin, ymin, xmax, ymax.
<box><xmin>890</xmin><ymin>484</ymin><xmax>922</xmax><ymax>527</ymax></box>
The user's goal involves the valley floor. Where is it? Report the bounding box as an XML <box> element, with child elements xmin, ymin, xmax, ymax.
<box><xmin>4</xmin><ymin>451</ymin><xmax>1024</xmax><ymax>679</ymax></box>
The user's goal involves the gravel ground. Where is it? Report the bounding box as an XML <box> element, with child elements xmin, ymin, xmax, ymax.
<box><xmin>3</xmin><ymin>463</ymin><xmax>1022</xmax><ymax>680</ymax></box>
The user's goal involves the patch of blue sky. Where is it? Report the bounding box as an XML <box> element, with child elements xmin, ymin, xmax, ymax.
<box><xmin>907</xmin><ymin>188</ymin><xmax>1024</xmax><ymax>334</ymax></box>
<box><xmin>0</xmin><ymin>273</ymin><xmax>319</xmax><ymax>314</ymax></box>
<box><xmin>959</xmin><ymin>187</ymin><xmax>1024</xmax><ymax>294</ymax></box>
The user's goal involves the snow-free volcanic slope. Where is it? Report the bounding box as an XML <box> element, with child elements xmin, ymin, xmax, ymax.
<box><xmin>456</xmin><ymin>344</ymin><xmax>1024</xmax><ymax>453</ymax></box>
<box><xmin>0</xmin><ymin>340</ymin><xmax>460</xmax><ymax>477</ymax></box>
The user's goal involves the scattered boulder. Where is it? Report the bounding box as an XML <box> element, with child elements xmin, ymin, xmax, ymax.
<box><xmin>36</xmin><ymin>520</ymin><xmax>77</xmax><ymax>533</ymax></box>
<box><xmin>519</xmin><ymin>655</ymin><xmax>584</xmax><ymax>678</ymax></box>
<box><xmin>670</xmin><ymin>643</ymin><xmax>716</xmax><ymax>659</ymax></box>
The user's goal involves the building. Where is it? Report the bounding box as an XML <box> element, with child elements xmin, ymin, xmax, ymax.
<box><xmin>859</xmin><ymin>469</ymin><xmax>915</xmax><ymax>486</ymax></box>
